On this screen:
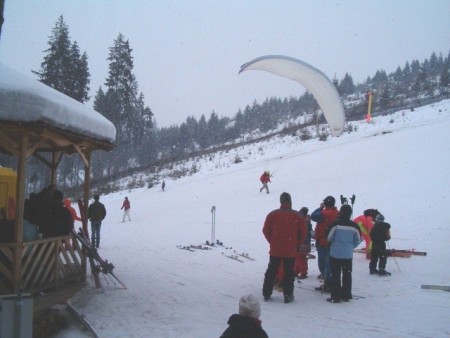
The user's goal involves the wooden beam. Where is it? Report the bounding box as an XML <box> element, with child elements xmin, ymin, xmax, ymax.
<box><xmin>0</xmin><ymin>130</ymin><xmax>19</xmax><ymax>156</ymax></box>
<box><xmin>73</xmin><ymin>144</ymin><xmax>89</xmax><ymax>167</ymax></box>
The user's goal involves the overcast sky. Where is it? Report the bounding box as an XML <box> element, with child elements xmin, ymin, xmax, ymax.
<box><xmin>1</xmin><ymin>1</ymin><xmax>449</xmax><ymax>127</ymax></box>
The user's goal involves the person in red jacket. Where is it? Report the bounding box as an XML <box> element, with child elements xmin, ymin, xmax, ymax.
<box><xmin>121</xmin><ymin>196</ymin><xmax>131</xmax><ymax>222</ymax></box>
<box><xmin>262</xmin><ymin>192</ymin><xmax>307</xmax><ymax>303</ymax></box>
<box><xmin>63</xmin><ymin>198</ymin><xmax>82</xmax><ymax>222</ymax></box>
<box><xmin>311</xmin><ymin>196</ymin><xmax>339</xmax><ymax>292</ymax></box>
<box><xmin>259</xmin><ymin>171</ymin><xmax>271</xmax><ymax>194</ymax></box>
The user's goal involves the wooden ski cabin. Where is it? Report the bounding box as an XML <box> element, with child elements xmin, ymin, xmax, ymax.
<box><xmin>0</xmin><ymin>63</ymin><xmax>116</xmax><ymax>313</ymax></box>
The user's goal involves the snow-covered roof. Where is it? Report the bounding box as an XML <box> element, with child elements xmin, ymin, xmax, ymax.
<box><xmin>0</xmin><ymin>63</ymin><xmax>116</xmax><ymax>143</ymax></box>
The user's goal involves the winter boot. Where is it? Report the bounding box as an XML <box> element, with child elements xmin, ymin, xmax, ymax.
<box><xmin>370</xmin><ymin>269</ymin><xmax>379</xmax><ymax>275</ymax></box>
<box><xmin>284</xmin><ymin>294</ymin><xmax>294</xmax><ymax>303</ymax></box>
<box><xmin>378</xmin><ymin>269</ymin><xmax>391</xmax><ymax>276</ymax></box>
<box><xmin>326</xmin><ymin>297</ymin><xmax>341</xmax><ymax>303</ymax></box>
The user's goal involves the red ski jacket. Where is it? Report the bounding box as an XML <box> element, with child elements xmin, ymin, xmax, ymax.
<box><xmin>311</xmin><ymin>207</ymin><xmax>339</xmax><ymax>247</ymax></box>
<box><xmin>260</xmin><ymin>173</ymin><xmax>271</xmax><ymax>184</ymax></box>
<box><xmin>121</xmin><ymin>199</ymin><xmax>130</xmax><ymax>210</ymax></box>
<box><xmin>263</xmin><ymin>204</ymin><xmax>307</xmax><ymax>258</ymax></box>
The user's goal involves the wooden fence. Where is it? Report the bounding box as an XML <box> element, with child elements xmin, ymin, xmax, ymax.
<box><xmin>0</xmin><ymin>235</ymin><xmax>86</xmax><ymax>295</ymax></box>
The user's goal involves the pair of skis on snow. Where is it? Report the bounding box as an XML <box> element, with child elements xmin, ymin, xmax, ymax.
<box><xmin>177</xmin><ymin>239</ymin><xmax>256</xmax><ymax>263</ymax></box>
<box><xmin>77</xmin><ymin>199</ymin><xmax>126</xmax><ymax>290</ymax></box>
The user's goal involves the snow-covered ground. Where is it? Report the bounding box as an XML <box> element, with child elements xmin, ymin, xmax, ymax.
<box><xmin>58</xmin><ymin>100</ymin><xmax>450</xmax><ymax>338</ymax></box>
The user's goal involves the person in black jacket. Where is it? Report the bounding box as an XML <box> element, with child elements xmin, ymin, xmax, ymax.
<box><xmin>88</xmin><ymin>194</ymin><xmax>106</xmax><ymax>248</ymax></box>
<box><xmin>369</xmin><ymin>214</ymin><xmax>391</xmax><ymax>276</ymax></box>
<box><xmin>220</xmin><ymin>294</ymin><xmax>269</xmax><ymax>338</ymax></box>
<box><xmin>46</xmin><ymin>190</ymin><xmax>74</xmax><ymax>237</ymax></box>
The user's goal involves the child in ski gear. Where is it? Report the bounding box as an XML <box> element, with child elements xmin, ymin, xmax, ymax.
<box><xmin>311</xmin><ymin>196</ymin><xmax>339</xmax><ymax>292</ymax></box>
<box><xmin>121</xmin><ymin>196</ymin><xmax>131</xmax><ymax>222</ymax></box>
<box><xmin>259</xmin><ymin>171</ymin><xmax>271</xmax><ymax>194</ymax></box>
<box><xmin>262</xmin><ymin>192</ymin><xmax>306</xmax><ymax>303</ymax></box>
<box><xmin>295</xmin><ymin>207</ymin><xmax>313</xmax><ymax>279</ymax></box>
<box><xmin>326</xmin><ymin>205</ymin><xmax>362</xmax><ymax>303</ymax></box>
<box><xmin>369</xmin><ymin>213</ymin><xmax>391</xmax><ymax>276</ymax></box>
<box><xmin>88</xmin><ymin>194</ymin><xmax>106</xmax><ymax>248</ymax></box>
<box><xmin>161</xmin><ymin>180</ymin><xmax>166</xmax><ymax>191</ymax></box>
<box><xmin>220</xmin><ymin>294</ymin><xmax>269</xmax><ymax>338</ymax></box>
<box><xmin>353</xmin><ymin>208</ymin><xmax>380</xmax><ymax>259</ymax></box>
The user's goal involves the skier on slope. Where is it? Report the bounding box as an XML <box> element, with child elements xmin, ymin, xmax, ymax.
<box><xmin>353</xmin><ymin>208</ymin><xmax>380</xmax><ymax>259</ymax></box>
<box><xmin>259</xmin><ymin>171</ymin><xmax>271</xmax><ymax>194</ymax></box>
<box><xmin>121</xmin><ymin>196</ymin><xmax>131</xmax><ymax>222</ymax></box>
<box><xmin>311</xmin><ymin>196</ymin><xmax>339</xmax><ymax>292</ymax></box>
<box><xmin>369</xmin><ymin>214</ymin><xmax>392</xmax><ymax>276</ymax></box>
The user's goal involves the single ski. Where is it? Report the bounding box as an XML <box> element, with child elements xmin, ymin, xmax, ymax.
<box><xmin>354</xmin><ymin>248</ymin><xmax>426</xmax><ymax>257</ymax></box>
<box><xmin>390</xmin><ymin>248</ymin><xmax>427</xmax><ymax>256</ymax></box>
<box><xmin>222</xmin><ymin>253</ymin><xmax>244</xmax><ymax>263</ymax></box>
<box><xmin>190</xmin><ymin>244</ymin><xmax>212</xmax><ymax>250</ymax></box>
<box><xmin>234</xmin><ymin>251</ymin><xmax>256</xmax><ymax>261</ymax></box>
<box><xmin>296</xmin><ymin>282</ymin><xmax>365</xmax><ymax>299</ymax></box>
<box><xmin>177</xmin><ymin>245</ymin><xmax>195</xmax><ymax>252</ymax></box>
<box><xmin>421</xmin><ymin>284</ymin><xmax>450</xmax><ymax>292</ymax></box>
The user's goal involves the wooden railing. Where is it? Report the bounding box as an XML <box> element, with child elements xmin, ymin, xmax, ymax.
<box><xmin>0</xmin><ymin>235</ymin><xmax>86</xmax><ymax>295</ymax></box>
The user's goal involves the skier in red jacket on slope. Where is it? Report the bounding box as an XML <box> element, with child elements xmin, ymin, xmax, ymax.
<box><xmin>259</xmin><ymin>171</ymin><xmax>271</xmax><ymax>194</ymax></box>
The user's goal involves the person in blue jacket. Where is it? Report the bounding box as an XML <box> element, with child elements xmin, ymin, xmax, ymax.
<box><xmin>326</xmin><ymin>204</ymin><xmax>361</xmax><ymax>303</ymax></box>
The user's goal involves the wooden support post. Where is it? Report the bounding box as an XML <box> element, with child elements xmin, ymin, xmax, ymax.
<box><xmin>13</xmin><ymin>133</ymin><xmax>28</xmax><ymax>292</ymax></box>
<box><xmin>82</xmin><ymin>149</ymin><xmax>91</xmax><ymax>236</ymax></box>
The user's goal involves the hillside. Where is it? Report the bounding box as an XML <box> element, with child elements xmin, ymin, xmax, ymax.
<box><xmin>58</xmin><ymin>99</ymin><xmax>450</xmax><ymax>338</ymax></box>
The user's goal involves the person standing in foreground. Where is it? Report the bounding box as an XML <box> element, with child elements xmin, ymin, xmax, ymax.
<box><xmin>121</xmin><ymin>196</ymin><xmax>131</xmax><ymax>222</ymax></box>
<box><xmin>88</xmin><ymin>194</ymin><xmax>106</xmax><ymax>248</ymax></box>
<box><xmin>220</xmin><ymin>294</ymin><xmax>269</xmax><ymax>338</ymax></box>
<box><xmin>259</xmin><ymin>171</ymin><xmax>271</xmax><ymax>194</ymax></box>
<box><xmin>369</xmin><ymin>213</ymin><xmax>392</xmax><ymax>276</ymax></box>
<box><xmin>311</xmin><ymin>196</ymin><xmax>339</xmax><ymax>292</ymax></box>
<box><xmin>326</xmin><ymin>204</ymin><xmax>362</xmax><ymax>303</ymax></box>
<box><xmin>262</xmin><ymin>192</ymin><xmax>306</xmax><ymax>303</ymax></box>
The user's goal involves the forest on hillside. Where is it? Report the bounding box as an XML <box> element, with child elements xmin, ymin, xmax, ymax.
<box><xmin>1</xmin><ymin>16</ymin><xmax>449</xmax><ymax>195</ymax></box>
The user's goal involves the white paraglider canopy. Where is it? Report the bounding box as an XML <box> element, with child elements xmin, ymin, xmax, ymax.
<box><xmin>239</xmin><ymin>55</ymin><xmax>345</xmax><ymax>136</ymax></box>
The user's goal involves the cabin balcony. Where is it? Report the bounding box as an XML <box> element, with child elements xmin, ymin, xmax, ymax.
<box><xmin>0</xmin><ymin>235</ymin><xmax>87</xmax><ymax>313</ymax></box>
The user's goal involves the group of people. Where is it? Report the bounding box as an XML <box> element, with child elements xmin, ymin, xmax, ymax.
<box><xmin>261</xmin><ymin>193</ymin><xmax>392</xmax><ymax>305</ymax></box>
<box><xmin>22</xmin><ymin>185</ymin><xmax>131</xmax><ymax>250</ymax></box>
<box><xmin>220</xmin><ymin>192</ymin><xmax>393</xmax><ymax>337</ymax></box>
<box><xmin>24</xmin><ymin>184</ymin><xmax>74</xmax><ymax>238</ymax></box>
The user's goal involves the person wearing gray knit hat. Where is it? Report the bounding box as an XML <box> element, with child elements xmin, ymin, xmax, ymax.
<box><xmin>220</xmin><ymin>294</ymin><xmax>268</xmax><ymax>338</ymax></box>
<box><xmin>239</xmin><ymin>294</ymin><xmax>261</xmax><ymax>318</ymax></box>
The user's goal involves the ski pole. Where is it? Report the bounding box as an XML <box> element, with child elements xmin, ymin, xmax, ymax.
<box><xmin>386</xmin><ymin>241</ymin><xmax>401</xmax><ymax>273</ymax></box>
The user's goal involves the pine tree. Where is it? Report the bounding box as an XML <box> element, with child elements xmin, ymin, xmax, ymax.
<box><xmin>94</xmin><ymin>33</ymin><xmax>153</xmax><ymax>172</ymax></box>
<box><xmin>338</xmin><ymin>73</ymin><xmax>356</xmax><ymax>96</ymax></box>
<box><xmin>33</xmin><ymin>15</ymin><xmax>90</xmax><ymax>102</ymax></box>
